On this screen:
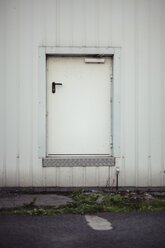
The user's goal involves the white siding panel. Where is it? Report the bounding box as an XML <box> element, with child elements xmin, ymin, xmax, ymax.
<box><xmin>31</xmin><ymin>1</ymin><xmax>45</xmax><ymax>186</ymax></box>
<box><xmin>72</xmin><ymin>167</ymin><xmax>85</xmax><ymax>187</ymax></box>
<box><xmin>98</xmin><ymin>167</ymin><xmax>111</xmax><ymax>187</ymax></box>
<box><xmin>45</xmin><ymin>167</ymin><xmax>57</xmax><ymax>187</ymax></box>
<box><xmin>85</xmin><ymin>167</ymin><xmax>99</xmax><ymax>187</ymax></box>
<box><xmin>135</xmin><ymin>0</ymin><xmax>150</xmax><ymax>186</ymax></box>
<box><xmin>162</xmin><ymin>0</ymin><xmax>165</xmax><ymax>187</ymax></box>
<box><xmin>72</xmin><ymin>0</ymin><xmax>86</xmax><ymax>46</ymax></box>
<box><xmin>45</xmin><ymin>0</ymin><xmax>57</xmax><ymax>45</ymax></box>
<box><xmin>59</xmin><ymin>0</ymin><xmax>73</xmax><ymax>46</ymax></box>
<box><xmin>0</xmin><ymin>0</ymin><xmax>165</xmax><ymax>187</ymax></box>
<box><xmin>5</xmin><ymin>0</ymin><xmax>19</xmax><ymax>186</ymax></box>
<box><xmin>97</xmin><ymin>0</ymin><xmax>112</xmax><ymax>47</ymax></box>
<box><xmin>119</xmin><ymin>157</ymin><xmax>126</xmax><ymax>187</ymax></box>
<box><xmin>33</xmin><ymin>0</ymin><xmax>46</xmax><ymax>46</ymax></box>
<box><xmin>111</xmin><ymin>0</ymin><xmax>123</xmax><ymax>46</ymax></box>
<box><xmin>149</xmin><ymin>0</ymin><xmax>163</xmax><ymax>186</ymax></box>
<box><xmin>0</xmin><ymin>0</ymin><xmax>6</xmax><ymax>186</ymax></box>
<box><xmin>58</xmin><ymin>167</ymin><xmax>73</xmax><ymax>187</ymax></box>
<box><xmin>121</xmin><ymin>0</ymin><xmax>136</xmax><ymax>186</ymax></box>
<box><xmin>110</xmin><ymin>165</ymin><xmax>117</xmax><ymax>187</ymax></box>
<box><xmin>18</xmin><ymin>0</ymin><xmax>33</xmax><ymax>186</ymax></box>
<box><xmin>85</xmin><ymin>0</ymin><xmax>100</xmax><ymax>47</ymax></box>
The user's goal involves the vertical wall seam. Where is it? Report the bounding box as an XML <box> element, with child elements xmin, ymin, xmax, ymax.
<box><xmin>71</xmin><ymin>167</ymin><xmax>73</xmax><ymax>187</ymax></box>
<box><xmin>134</xmin><ymin>0</ymin><xmax>139</xmax><ymax>187</ymax></box>
<box><xmin>16</xmin><ymin>0</ymin><xmax>20</xmax><ymax>186</ymax></box>
<box><xmin>54</xmin><ymin>167</ymin><xmax>57</xmax><ymax>186</ymax></box>
<box><xmin>98</xmin><ymin>167</ymin><xmax>100</xmax><ymax>187</ymax></box>
<box><xmin>121</xmin><ymin>0</ymin><xmax>126</xmax><ymax>185</ymax></box>
<box><xmin>42</xmin><ymin>167</ymin><xmax>46</xmax><ymax>187</ymax></box>
<box><xmin>30</xmin><ymin>0</ymin><xmax>34</xmax><ymax>187</ymax></box>
<box><xmin>84</xmin><ymin>166</ymin><xmax>86</xmax><ymax>186</ymax></box>
<box><xmin>2</xmin><ymin>0</ymin><xmax>7</xmax><ymax>187</ymax></box>
<box><xmin>147</xmin><ymin>0</ymin><xmax>152</xmax><ymax>186</ymax></box>
<box><xmin>122</xmin><ymin>156</ymin><xmax>126</xmax><ymax>186</ymax></box>
<box><xmin>108</xmin><ymin>166</ymin><xmax>111</xmax><ymax>187</ymax></box>
<box><xmin>58</xmin><ymin>167</ymin><xmax>61</xmax><ymax>187</ymax></box>
<box><xmin>161</xmin><ymin>0</ymin><xmax>165</xmax><ymax>186</ymax></box>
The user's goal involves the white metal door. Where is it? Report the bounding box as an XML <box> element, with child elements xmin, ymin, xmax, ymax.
<box><xmin>47</xmin><ymin>56</ymin><xmax>112</xmax><ymax>155</ymax></box>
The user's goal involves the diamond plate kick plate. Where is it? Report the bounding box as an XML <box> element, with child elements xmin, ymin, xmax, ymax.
<box><xmin>42</xmin><ymin>156</ymin><xmax>115</xmax><ymax>167</ymax></box>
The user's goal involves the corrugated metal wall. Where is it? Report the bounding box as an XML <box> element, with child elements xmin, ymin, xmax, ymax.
<box><xmin>0</xmin><ymin>0</ymin><xmax>165</xmax><ymax>187</ymax></box>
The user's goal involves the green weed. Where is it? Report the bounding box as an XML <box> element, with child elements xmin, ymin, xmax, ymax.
<box><xmin>0</xmin><ymin>190</ymin><xmax>165</xmax><ymax>215</ymax></box>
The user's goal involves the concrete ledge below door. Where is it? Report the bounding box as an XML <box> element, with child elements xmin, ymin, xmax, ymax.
<box><xmin>42</xmin><ymin>156</ymin><xmax>115</xmax><ymax>167</ymax></box>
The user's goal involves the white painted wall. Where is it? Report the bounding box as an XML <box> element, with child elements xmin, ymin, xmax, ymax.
<box><xmin>0</xmin><ymin>0</ymin><xmax>165</xmax><ymax>187</ymax></box>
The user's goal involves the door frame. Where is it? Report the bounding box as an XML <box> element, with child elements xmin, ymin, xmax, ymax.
<box><xmin>38</xmin><ymin>47</ymin><xmax>121</xmax><ymax>166</ymax></box>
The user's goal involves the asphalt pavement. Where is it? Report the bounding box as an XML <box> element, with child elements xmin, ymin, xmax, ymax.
<box><xmin>0</xmin><ymin>211</ymin><xmax>165</xmax><ymax>248</ymax></box>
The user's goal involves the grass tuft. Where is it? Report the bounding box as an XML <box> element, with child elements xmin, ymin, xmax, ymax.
<box><xmin>0</xmin><ymin>190</ymin><xmax>165</xmax><ymax>215</ymax></box>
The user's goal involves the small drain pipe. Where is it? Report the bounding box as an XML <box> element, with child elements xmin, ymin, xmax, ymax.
<box><xmin>116</xmin><ymin>167</ymin><xmax>120</xmax><ymax>191</ymax></box>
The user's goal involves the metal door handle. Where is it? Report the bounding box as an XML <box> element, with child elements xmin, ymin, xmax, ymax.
<box><xmin>52</xmin><ymin>82</ymin><xmax>63</xmax><ymax>93</ymax></box>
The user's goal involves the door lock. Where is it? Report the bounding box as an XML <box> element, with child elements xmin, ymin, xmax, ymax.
<box><xmin>52</xmin><ymin>82</ymin><xmax>63</xmax><ymax>93</ymax></box>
